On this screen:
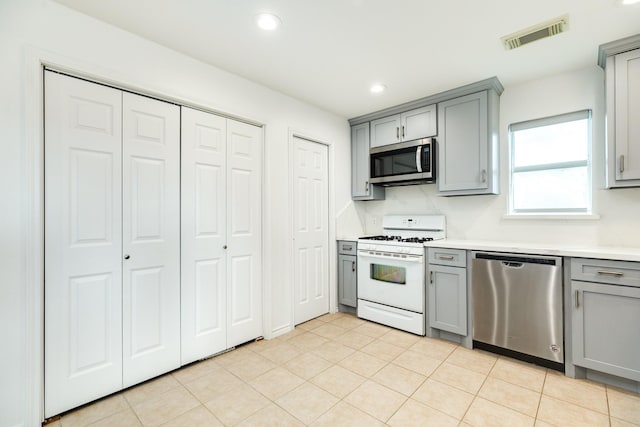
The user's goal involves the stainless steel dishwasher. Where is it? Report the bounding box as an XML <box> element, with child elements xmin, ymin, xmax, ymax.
<box><xmin>472</xmin><ymin>252</ymin><xmax>564</xmax><ymax>369</ymax></box>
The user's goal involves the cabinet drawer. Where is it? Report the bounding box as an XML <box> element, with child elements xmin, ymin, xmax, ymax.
<box><xmin>338</xmin><ymin>240</ymin><xmax>357</xmax><ymax>255</ymax></box>
<box><xmin>428</xmin><ymin>248</ymin><xmax>466</xmax><ymax>267</ymax></box>
<box><xmin>571</xmin><ymin>258</ymin><xmax>640</xmax><ymax>288</ymax></box>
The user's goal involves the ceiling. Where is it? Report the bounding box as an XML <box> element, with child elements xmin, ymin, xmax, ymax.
<box><xmin>53</xmin><ymin>0</ymin><xmax>640</xmax><ymax>119</ymax></box>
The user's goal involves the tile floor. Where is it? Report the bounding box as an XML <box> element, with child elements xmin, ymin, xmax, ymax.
<box><xmin>48</xmin><ymin>312</ymin><xmax>640</xmax><ymax>427</ymax></box>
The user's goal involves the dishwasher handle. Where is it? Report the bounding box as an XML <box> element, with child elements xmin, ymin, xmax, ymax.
<box><xmin>502</xmin><ymin>261</ymin><xmax>523</xmax><ymax>268</ymax></box>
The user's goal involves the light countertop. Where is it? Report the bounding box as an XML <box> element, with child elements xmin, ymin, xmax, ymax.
<box><xmin>424</xmin><ymin>239</ymin><xmax>640</xmax><ymax>262</ymax></box>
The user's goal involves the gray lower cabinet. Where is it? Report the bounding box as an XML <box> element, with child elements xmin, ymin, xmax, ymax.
<box><xmin>427</xmin><ymin>248</ymin><xmax>467</xmax><ymax>335</ymax></box>
<box><xmin>571</xmin><ymin>258</ymin><xmax>640</xmax><ymax>381</ymax></box>
<box><xmin>351</xmin><ymin>123</ymin><xmax>384</xmax><ymax>200</ymax></box>
<box><xmin>338</xmin><ymin>240</ymin><xmax>357</xmax><ymax>308</ymax></box>
<box><xmin>437</xmin><ymin>90</ymin><xmax>499</xmax><ymax>196</ymax></box>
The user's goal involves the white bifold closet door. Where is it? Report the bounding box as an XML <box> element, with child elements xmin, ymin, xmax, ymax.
<box><xmin>44</xmin><ymin>71</ymin><xmax>180</xmax><ymax>416</ymax></box>
<box><xmin>181</xmin><ymin>107</ymin><xmax>262</xmax><ymax>363</ymax></box>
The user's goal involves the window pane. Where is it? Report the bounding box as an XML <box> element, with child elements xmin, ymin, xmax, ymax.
<box><xmin>513</xmin><ymin>118</ymin><xmax>589</xmax><ymax>168</ymax></box>
<box><xmin>512</xmin><ymin>167</ymin><xmax>588</xmax><ymax>211</ymax></box>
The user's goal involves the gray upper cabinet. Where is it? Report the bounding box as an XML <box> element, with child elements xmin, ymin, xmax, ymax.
<box><xmin>351</xmin><ymin>123</ymin><xmax>385</xmax><ymax>200</ymax></box>
<box><xmin>370</xmin><ymin>105</ymin><xmax>437</xmax><ymax>148</ymax></box>
<box><xmin>600</xmin><ymin>35</ymin><xmax>640</xmax><ymax>188</ymax></box>
<box><xmin>437</xmin><ymin>90</ymin><xmax>499</xmax><ymax>196</ymax></box>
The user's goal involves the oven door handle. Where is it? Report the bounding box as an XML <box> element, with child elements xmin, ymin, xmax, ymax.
<box><xmin>416</xmin><ymin>146</ymin><xmax>422</xmax><ymax>173</ymax></box>
<box><xmin>358</xmin><ymin>251</ymin><xmax>424</xmax><ymax>263</ymax></box>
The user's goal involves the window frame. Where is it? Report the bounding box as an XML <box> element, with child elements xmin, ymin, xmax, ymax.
<box><xmin>508</xmin><ymin>110</ymin><xmax>593</xmax><ymax>215</ymax></box>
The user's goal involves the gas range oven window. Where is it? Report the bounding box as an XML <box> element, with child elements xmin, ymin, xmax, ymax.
<box><xmin>370</xmin><ymin>263</ymin><xmax>406</xmax><ymax>285</ymax></box>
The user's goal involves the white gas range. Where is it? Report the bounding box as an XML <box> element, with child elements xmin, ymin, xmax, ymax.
<box><xmin>357</xmin><ymin>215</ymin><xmax>446</xmax><ymax>335</ymax></box>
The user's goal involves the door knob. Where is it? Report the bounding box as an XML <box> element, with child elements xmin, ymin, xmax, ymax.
<box><xmin>124</xmin><ymin>254</ymin><xmax>130</xmax><ymax>260</ymax></box>
<box><xmin>223</xmin><ymin>245</ymin><xmax>228</xmax><ymax>250</ymax></box>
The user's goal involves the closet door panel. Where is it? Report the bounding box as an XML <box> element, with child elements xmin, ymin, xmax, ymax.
<box><xmin>44</xmin><ymin>71</ymin><xmax>123</xmax><ymax>417</ymax></box>
<box><xmin>181</xmin><ymin>107</ymin><xmax>227</xmax><ymax>364</ymax></box>
<box><xmin>122</xmin><ymin>92</ymin><xmax>180</xmax><ymax>387</ymax></box>
<box><xmin>227</xmin><ymin>120</ymin><xmax>263</xmax><ymax>347</ymax></box>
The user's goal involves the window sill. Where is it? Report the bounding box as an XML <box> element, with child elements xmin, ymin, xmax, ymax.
<box><xmin>502</xmin><ymin>213</ymin><xmax>600</xmax><ymax>220</ymax></box>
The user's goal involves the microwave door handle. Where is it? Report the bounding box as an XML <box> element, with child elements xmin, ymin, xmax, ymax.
<box><xmin>416</xmin><ymin>147</ymin><xmax>422</xmax><ymax>173</ymax></box>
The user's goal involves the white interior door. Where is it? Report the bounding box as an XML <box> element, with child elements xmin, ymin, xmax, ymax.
<box><xmin>227</xmin><ymin>120</ymin><xmax>263</xmax><ymax>347</ymax></box>
<box><xmin>293</xmin><ymin>137</ymin><xmax>330</xmax><ymax>325</ymax></box>
<box><xmin>44</xmin><ymin>71</ymin><xmax>123</xmax><ymax>417</ymax></box>
<box><xmin>122</xmin><ymin>92</ymin><xmax>181</xmax><ymax>387</ymax></box>
<box><xmin>181</xmin><ymin>107</ymin><xmax>227</xmax><ymax>364</ymax></box>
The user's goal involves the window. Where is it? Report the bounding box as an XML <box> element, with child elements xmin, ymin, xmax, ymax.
<box><xmin>509</xmin><ymin>110</ymin><xmax>591</xmax><ymax>214</ymax></box>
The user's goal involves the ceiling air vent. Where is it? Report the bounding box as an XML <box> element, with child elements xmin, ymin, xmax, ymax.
<box><xmin>501</xmin><ymin>15</ymin><xmax>569</xmax><ymax>50</ymax></box>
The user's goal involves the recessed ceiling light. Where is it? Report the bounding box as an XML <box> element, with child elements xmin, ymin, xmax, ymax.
<box><xmin>370</xmin><ymin>83</ymin><xmax>387</xmax><ymax>94</ymax></box>
<box><xmin>256</xmin><ymin>13</ymin><xmax>282</xmax><ymax>31</ymax></box>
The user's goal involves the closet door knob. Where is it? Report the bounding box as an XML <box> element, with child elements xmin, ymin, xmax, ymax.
<box><xmin>223</xmin><ymin>245</ymin><xmax>228</xmax><ymax>250</ymax></box>
<box><xmin>124</xmin><ymin>254</ymin><xmax>130</xmax><ymax>260</ymax></box>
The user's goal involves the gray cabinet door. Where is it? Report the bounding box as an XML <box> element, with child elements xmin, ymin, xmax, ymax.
<box><xmin>370</xmin><ymin>115</ymin><xmax>401</xmax><ymax>148</ymax></box>
<box><xmin>428</xmin><ymin>264</ymin><xmax>467</xmax><ymax>335</ymax></box>
<box><xmin>351</xmin><ymin>123</ymin><xmax>384</xmax><ymax>200</ymax></box>
<box><xmin>402</xmin><ymin>105</ymin><xmax>437</xmax><ymax>141</ymax></box>
<box><xmin>571</xmin><ymin>280</ymin><xmax>640</xmax><ymax>381</ymax></box>
<box><xmin>338</xmin><ymin>254</ymin><xmax>357</xmax><ymax>307</ymax></box>
<box><xmin>614</xmin><ymin>49</ymin><xmax>640</xmax><ymax>182</ymax></box>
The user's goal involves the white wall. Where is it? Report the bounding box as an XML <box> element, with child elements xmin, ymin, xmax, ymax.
<box><xmin>356</xmin><ymin>66</ymin><xmax>640</xmax><ymax>247</ymax></box>
<box><xmin>0</xmin><ymin>1</ymin><xmax>350</xmax><ymax>425</ymax></box>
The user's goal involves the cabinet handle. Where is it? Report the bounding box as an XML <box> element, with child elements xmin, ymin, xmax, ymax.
<box><xmin>596</xmin><ymin>270</ymin><xmax>624</xmax><ymax>277</ymax></box>
<box><xmin>575</xmin><ymin>290</ymin><xmax>580</xmax><ymax>308</ymax></box>
<box><xmin>352</xmin><ymin>261</ymin><xmax>356</xmax><ymax>272</ymax></box>
<box><xmin>429</xmin><ymin>271</ymin><xmax>433</xmax><ymax>284</ymax></box>
<box><xmin>343</xmin><ymin>245</ymin><xmax>353</xmax><ymax>251</ymax></box>
<box><xmin>438</xmin><ymin>255</ymin><xmax>455</xmax><ymax>260</ymax></box>
<box><xmin>402</xmin><ymin>125</ymin><xmax>405</xmax><ymax>138</ymax></box>
<box><xmin>481</xmin><ymin>169</ymin><xmax>487</xmax><ymax>183</ymax></box>
<box><xmin>396</xmin><ymin>127</ymin><xmax>400</xmax><ymax>140</ymax></box>
<box><xmin>124</xmin><ymin>254</ymin><xmax>130</xmax><ymax>260</ymax></box>
<box><xmin>365</xmin><ymin>180</ymin><xmax>369</xmax><ymax>192</ymax></box>
<box><xmin>620</xmin><ymin>155</ymin><xmax>625</xmax><ymax>174</ymax></box>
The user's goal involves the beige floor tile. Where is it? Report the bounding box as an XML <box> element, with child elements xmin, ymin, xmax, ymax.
<box><xmin>184</xmin><ymin>368</ymin><xmax>244</xmax><ymax>403</ymax></box>
<box><xmin>311</xmin><ymin>323</ymin><xmax>348</xmax><ymax>339</ymax></box>
<box><xmin>86</xmin><ymin>408</ymin><xmax>141</xmax><ymax>427</ymax></box>
<box><xmin>446</xmin><ymin>346</ymin><xmax>497</xmax><ymax>375</ymax></box>
<box><xmin>463</xmin><ymin>397</ymin><xmax>535</xmax><ymax>427</ymax></box>
<box><xmin>274</xmin><ymin>328</ymin><xmax>306</xmax><ymax>342</ymax></box>
<box><xmin>479</xmin><ymin>376</ymin><xmax>540</xmax><ymax>417</ymax></box>
<box><xmin>287</xmin><ymin>332</ymin><xmax>330</xmax><ymax>352</ymax></box>
<box><xmin>213</xmin><ymin>346</ymin><xmax>255</xmax><ymax>368</ymax></box>
<box><xmin>344</xmin><ymin>380</ymin><xmax>407</xmax><ymax>422</ymax></box>
<box><xmin>543</xmin><ymin>371</ymin><xmax>608</xmax><ymax>414</ymax></box>
<box><xmin>378</xmin><ymin>329</ymin><xmax>421</xmax><ymax>348</ymax></box>
<box><xmin>608</xmin><ymin>387</ymin><xmax>640</xmax><ymax>425</ymax></box>
<box><xmin>431</xmin><ymin>362</ymin><xmax>487</xmax><ymax>394</ymax></box>
<box><xmin>159</xmin><ymin>405</ymin><xmax>222</xmax><ymax>427</ymax></box>
<box><xmin>247</xmin><ymin>337</ymin><xmax>285</xmax><ymax>353</ymax></box>
<box><xmin>412</xmin><ymin>378</ymin><xmax>474</xmax><ymax>420</ymax></box>
<box><xmin>387</xmin><ymin>398</ymin><xmax>458</xmax><ymax>427</ymax></box>
<box><xmin>236</xmin><ymin>403</ymin><xmax>305</xmax><ymax>427</ymax></box>
<box><xmin>284</xmin><ymin>351</ymin><xmax>333</xmax><ymax>380</ymax></box>
<box><xmin>59</xmin><ymin>394</ymin><xmax>130</xmax><ymax>427</ymax></box>
<box><xmin>249</xmin><ymin>367</ymin><xmax>305</xmax><ymax>400</ymax></box>
<box><xmin>360</xmin><ymin>339</ymin><xmax>405</xmax><ymax>362</ymax></box>
<box><xmin>490</xmin><ymin>357</ymin><xmax>547</xmax><ymax>392</ymax></box>
<box><xmin>338</xmin><ymin>351</ymin><xmax>387</xmax><ymax>377</ymax></box>
<box><xmin>371</xmin><ymin>363</ymin><xmax>426</xmax><ymax>396</ymax></box>
<box><xmin>610</xmin><ymin>417</ymin><xmax>640</xmax><ymax>427</ymax></box>
<box><xmin>276</xmin><ymin>382</ymin><xmax>339</xmax><ymax>425</ymax></box>
<box><xmin>535</xmin><ymin>421</ymin><xmax>556</xmax><ymax>427</ymax></box>
<box><xmin>352</xmin><ymin>321</ymin><xmax>392</xmax><ymax>338</ymax></box>
<box><xmin>257</xmin><ymin>342</ymin><xmax>301</xmax><ymax>364</ymax></box>
<box><xmin>296</xmin><ymin>318</ymin><xmax>326</xmax><ymax>331</ymax></box>
<box><xmin>311</xmin><ymin>365</ymin><xmax>367</xmax><ymax>398</ymax></box>
<box><xmin>537</xmin><ymin>395</ymin><xmax>609</xmax><ymax>427</ymax></box>
<box><xmin>124</xmin><ymin>374</ymin><xmax>182</xmax><ymax>407</ymax></box>
<box><xmin>310</xmin><ymin>341</ymin><xmax>355</xmax><ymax>363</ymax></box>
<box><xmin>171</xmin><ymin>358</ymin><xmax>221</xmax><ymax>385</ymax></box>
<box><xmin>333</xmin><ymin>330</ymin><xmax>376</xmax><ymax>349</ymax></box>
<box><xmin>392</xmin><ymin>349</ymin><xmax>443</xmax><ymax>376</ymax></box>
<box><xmin>310</xmin><ymin>400</ymin><xmax>383</xmax><ymax>427</ymax></box>
<box><xmin>203</xmin><ymin>382</ymin><xmax>270</xmax><ymax>426</ymax></box>
<box><xmin>131</xmin><ymin>386</ymin><xmax>200</xmax><ymax>426</ymax></box>
<box><xmin>225</xmin><ymin>352</ymin><xmax>277</xmax><ymax>381</ymax></box>
<box><xmin>408</xmin><ymin>337</ymin><xmax>457</xmax><ymax>360</ymax></box>
<box><xmin>318</xmin><ymin>312</ymin><xmax>346</xmax><ymax>322</ymax></box>
<box><xmin>328</xmin><ymin>315</ymin><xmax>366</xmax><ymax>330</ymax></box>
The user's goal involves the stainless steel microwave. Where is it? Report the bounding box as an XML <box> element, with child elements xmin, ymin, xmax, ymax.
<box><xmin>369</xmin><ymin>138</ymin><xmax>435</xmax><ymax>186</ymax></box>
